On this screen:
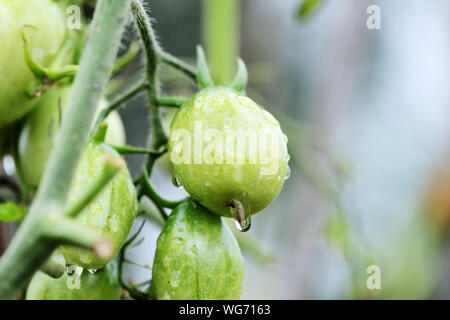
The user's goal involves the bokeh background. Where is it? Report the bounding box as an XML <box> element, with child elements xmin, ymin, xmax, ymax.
<box><xmin>2</xmin><ymin>0</ymin><xmax>449</xmax><ymax>299</ymax></box>
<box><xmin>118</xmin><ymin>0</ymin><xmax>450</xmax><ymax>299</ymax></box>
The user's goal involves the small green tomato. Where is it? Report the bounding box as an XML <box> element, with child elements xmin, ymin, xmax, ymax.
<box><xmin>168</xmin><ymin>87</ymin><xmax>290</xmax><ymax>220</ymax></box>
<box><xmin>17</xmin><ymin>85</ymin><xmax>126</xmax><ymax>189</ymax></box>
<box><xmin>26</xmin><ymin>260</ymin><xmax>121</xmax><ymax>300</ymax></box>
<box><xmin>60</xmin><ymin>141</ymin><xmax>137</xmax><ymax>269</ymax></box>
<box><xmin>151</xmin><ymin>200</ymin><xmax>244</xmax><ymax>300</ymax></box>
<box><xmin>0</xmin><ymin>0</ymin><xmax>66</xmax><ymax>128</ymax></box>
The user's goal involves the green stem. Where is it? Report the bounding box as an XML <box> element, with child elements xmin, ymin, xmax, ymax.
<box><xmin>157</xmin><ymin>96</ymin><xmax>187</xmax><ymax>108</ymax></box>
<box><xmin>42</xmin><ymin>215</ymin><xmax>113</xmax><ymax>257</ymax></box>
<box><xmin>111</xmin><ymin>145</ymin><xmax>164</xmax><ymax>156</ymax></box>
<box><xmin>111</xmin><ymin>41</ymin><xmax>140</xmax><ymax>74</ymax></box>
<box><xmin>39</xmin><ymin>252</ymin><xmax>65</xmax><ymax>279</ymax></box>
<box><xmin>158</xmin><ymin>51</ymin><xmax>197</xmax><ymax>82</ymax></box>
<box><xmin>141</xmin><ymin>167</ymin><xmax>186</xmax><ymax>209</ymax></box>
<box><xmin>131</xmin><ymin>0</ymin><xmax>167</xmax><ymax>159</ymax></box>
<box><xmin>94</xmin><ymin>78</ymin><xmax>147</xmax><ymax>132</ymax></box>
<box><xmin>118</xmin><ymin>220</ymin><xmax>150</xmax><ymax>300</ymax></box>
<box><xmin>0</xmin><ymin>0</ymin><xmax>130</xmax><ymax>299</ymax></box>
<box><xmin>202</xmin><ymin>0</ymin><xmax>240</xmax><ymax>85</ymax></box>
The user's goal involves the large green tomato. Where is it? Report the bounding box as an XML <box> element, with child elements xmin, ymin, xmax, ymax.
<box><xmin>151</xmin><ymin>200</ymin><xmax>244</xmax><ymax>300</ymax></box>
<box><xmin>17</xmin><ymin>85</ymin><xmax>126</xmax><ymax>189</ymax></box>
<box><xmin>168</xmin><ymin>87</ymin><xmax>289</xmax><ymax>218</ymax></box>
<box><xmin>0</xmin><ymin>0</ymin><xmax>66</xmax><ymax>128</ymax></box>
<box><xmin>60</xmin><ymin>141</ymin><xmax>137</xmax><ymax>269</ymax></box>
<box><xmin>26</xmin><ymin>260</ymin><xmax>121</xmax><ymax>300</ymax></box>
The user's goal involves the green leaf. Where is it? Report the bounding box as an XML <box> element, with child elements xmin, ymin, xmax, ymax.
<box><xmin>297</xmin><ymin>0</ymin><xmax>324</xmax><ymax>21</ymax></box>
<box><xmin>0</xmin><ymin>202</ymin><xmax>27</xmax><ymax>222</ymax></box>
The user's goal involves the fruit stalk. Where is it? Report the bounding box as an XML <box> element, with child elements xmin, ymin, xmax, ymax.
<box><xmin>0</xmin><ymin>0</ymin><xmax>130</xmax><ymax>299</ymax></box>
<box><xmin>202</xmin><ymin>0</ymin><xmax>240</xmax><ymax>85</ymax></box>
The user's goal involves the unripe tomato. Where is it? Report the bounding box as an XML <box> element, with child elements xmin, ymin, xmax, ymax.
<box><xmin>60</xmin><ymin>141</ymin><xmax>137</xmax><ymax>269</ymax></box>
<box><xmin>17</xmin><ymin>85</ymin><xmax>126</xmax><ymax>189</ymax></box>
<box><xmin>151</xmin><ymin>200</ymin><xmax>244</xmax><ymax>300</ymax></box>
<box><xmin>26</xmin><ymin>260</ymin><xmax>121</xmax><ymax>300</ymax></box>
<box><xmin>168</xmin><ymin>87</ymin><xmax>290</xmax><ymax>218</ymax></box>
<box><xmin>0</xmin><ymin>0</ymin><xmax>66</xmax><ymax>128</ymax></box>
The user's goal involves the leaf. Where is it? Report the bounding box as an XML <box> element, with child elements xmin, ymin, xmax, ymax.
<box><xmin>297</xmin><ymin>0</ymin><xmax>324</xmax><ymax>21</ymax></box>
<box><xmin>0</xmin><ymin>202</ymin><xmax>27</xmax><ymax>222</ymax></box>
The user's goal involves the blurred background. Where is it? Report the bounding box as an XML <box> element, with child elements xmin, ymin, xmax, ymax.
<box><xmin>2</xmin><ymin>0</ymin><xmax>450</xmax><ymax>299</ymax></box>
<box><xmin>119</xmin><ymin>0</ymin><xmax>450</xmax><ymax>299</ymax></box>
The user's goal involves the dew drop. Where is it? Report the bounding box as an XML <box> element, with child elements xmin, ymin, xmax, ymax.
<box><xmin>172</xmin><ymin>175</ymin><xmax>182</xmax><ymax>188</ymax></box>
<box><xmin>190</xmin><ymin>245</ymin><xmax>199</xmax><ymax>255</ymax></box>
<box><xmin>87</xmin><ymin>268</ymin><xmax>102</xmax><ymax>274</ymax></box>
<box><xmin>285</xmin><ymin>165</ymin><xmax>291</xmax><ymax>180</ymax></box>
<box><xmin>234</xmin><ymin>216</ymin><xmax>251</xmax><ymax>232</ymax></box>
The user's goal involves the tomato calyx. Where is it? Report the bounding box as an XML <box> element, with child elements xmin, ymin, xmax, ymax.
<box><xmin>195</xmin><ymin>45</ymin><xmax>248</xmax><ymax>92</ymax></box>
<box><xmin>21</xmin><ymin>26</ymin><xmax>79</xmax><ymax>98</ymax></box>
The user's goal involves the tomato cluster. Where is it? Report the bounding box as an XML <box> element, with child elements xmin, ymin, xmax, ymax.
<box><xmin>0</xmin><ymin>0</ymin><xmax>66</xmax><ymax>128</ymax></box>
<box><xmin>0</xmin><ymin>0</ymin><xmax>290</xmax><ymax>301</ymax></box>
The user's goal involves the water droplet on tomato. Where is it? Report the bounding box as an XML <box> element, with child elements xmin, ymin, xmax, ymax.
<box><xmin>285</xmin><ymin>165</ymin><xmax>291</xmax><ymax>180</ymax></box>
<box><xmin>190</xmin><ymin>245</ymin><xmax>199</xmax><ymax>255</ymax></box>
<box><xmin>234</xmin><ymin>216</ymin><xmax>251</xmax><ymax>232</ymax></box>
<box><xmin>87</xmin><ymin>268</ymin><xmax>102</xmax><ymax>274</ymax></box>
<box><xmin>172</xmin><ymin>175</ymin><xmax>182</xmax><ymax>188</ymax></box>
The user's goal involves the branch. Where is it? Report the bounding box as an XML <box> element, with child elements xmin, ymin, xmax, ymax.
<box><xmin>42</xmin><ymin>215</ymin><xmax>115</xmax><ymax>261</ymax></box>
<box><xmin>118</xmin><ymin>220</ymin><xmax>151</xmax><ymax>300</ymax></box>
<box><xmin>39</xmin><ymin>252</ymin><xmax>65</xmax><ymax>279</ymax></box>
<box><xmin>157</xmin><ymin>96</ymin><xmax>187</xmax><ymax>108</ymax></box>
<box><xmin>111</xmin><ymin>41</ymin><xmax>140</xmax><ymax>74</ymax></box>
<box><xmin>0</xmin><ymin>0</ymin><xmax>130</xmax><ymax>299</ymax></box>
<box><xmin>111</xmin><ymin>145</ymin><xmax>164</xmax><ymax>156</ymax></box>
<box><xmin>131</xmin><ymin>0</ymin><xmax>167</xmax><ymax>154</ymax></box>
<box><xmin>158</xmin><ymin>51</ymin><xmax>197</xmax><ymax>82</ymax></box>
<box><xmin>140</xmin><ymin>167</ymin><xmax>186</xmax><ymax>210</ymax></box>
<box><xmin>94</xmin><ymin>78</ymin><xmax>147</xmax><ymax>134</ymax></box>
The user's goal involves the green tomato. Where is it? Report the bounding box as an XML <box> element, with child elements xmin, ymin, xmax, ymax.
<box><xmin>168</xmin><ymin>87</ymin><xmax>290</xmax><ymax>218</ymax></box>
<box><xmin>0</xmin><ymin>0</ymin><xmax>66</xmax><ymax>128</ymax></box>
<box><xmin>60</xmin><ymin>141</ymin><xmax>137</xmax><ymax>269</ymax></box>
<box><xmin>26</xmin><ymin>260</ymin><xmax>121</xmax><ymax>300</ymax></box>
<box><xmin>17</xmin><ymin>85</ymin><xmax>126</xmax><ymax>189</ymax></box>
<box><xmin>151</xmin><ymin>200</ymin><xmax>244</xmax><ymax>300</ymax></box>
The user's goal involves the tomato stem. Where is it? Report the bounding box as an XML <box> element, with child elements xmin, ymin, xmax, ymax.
<box><xmin>140</xmin><ymin>167</ymin><xmax>187</xmax><ymax>210</ymax></box>
<box><xmin>111</xmin><ymin>41</ymin><xmax>140</xmax><ymax>75</ymax></box>
<box><xmin>157</xmin><ymin>96</ymin><xmax>187</xmax><ymax>108</ymax></box>
<box><xmin>0</xmin><ymin>0</ymin><xmax>130</xmax><ymax>299</ymax></box>
<box><xmin>158</xmin><ymin>51</ymin><xmax>197</xmax><ymax>82</ymax></box>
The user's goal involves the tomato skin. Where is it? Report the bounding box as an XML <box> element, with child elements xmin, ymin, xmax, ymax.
<box><xmin>151</xmin><ymin>200</ymin><xmax>244</xmax><ymax>300</ymax></box>
<box><xmin>60</xmin><ymin>141</ymin><xmax>137</xmax><ymax>269</ymax></box>
<box><xmin>168</xmin><ymin>87</ymin><xmax>290</xmax><ymax>218</ymax></box>
<box><xmin>0</xmin><ymin>0</ymin><xmax>66</xmax><ymax>128</ymax></box>
<box><xmin>26</xmin><ymin>260</ymin><xmax>121</xmax><ymax>300</ymax></box>
<box><xmin>17</xmin><ymin>85</ymin><xmax>126</xmax><ymax>190</ymax></box>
